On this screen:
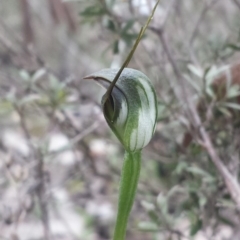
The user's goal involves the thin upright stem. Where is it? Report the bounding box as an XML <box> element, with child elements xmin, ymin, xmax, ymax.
<box><xmin>102</xmin><ymin>0</ymin><xmax>160</xmax><ymax>105</ymax></box>
<box><xmin>113</xmin><ymin>150</ymin><xmax>141</xmax><ymax>240</ymax></box>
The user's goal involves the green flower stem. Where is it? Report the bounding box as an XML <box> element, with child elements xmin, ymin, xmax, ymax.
<box><xmin>113</xmin><ymin>150</ymin><xmax>141</xmax><ymax>240</ymax></box>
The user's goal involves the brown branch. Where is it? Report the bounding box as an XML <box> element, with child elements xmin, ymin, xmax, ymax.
<box><xmin>150</xmin><ymin>27</ymin><xmax>240</xmax><ymax>209</ymax></box>
<box><xmin>15</xmin><ymin>105</ymin><xmax>51</xmax><ymax>240</ymax></box>
<box><xmin>48</xmin><ymin>0</ymin><xmax>77</xmax><ymax>33</ymax></box>
<box><xmin>34</xmin><ymin>151</ymin><xmax>50</xmax><ymax>240</ymax></box>
<box><xmin>189</xmin><ymin>0</ymin><xmax>219</xmax><ymax>46</ymax></box>
<box><xmin>48</xmin><ymin>0</ymin><xmax>64</xmax><ymax>24</ymax></box>
<box><xmin>63</xmin><ymin>3</ymin><xmax>77</xmax><ymax>32</ymax></box>
<box><xmin>19</xmin><ymin>0</ymin><xmax>34</xmax><ymax>46</ymax></box>
<box><xmin>232</xmin><ymin>0</ymin><xmax>240</xmax><ymax>11</ymax></box>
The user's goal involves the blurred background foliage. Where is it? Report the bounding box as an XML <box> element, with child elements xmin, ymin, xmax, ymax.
<box><xmin>1</xmin><ymin>0</ymin><xmax>240</xmax><ymax>239</ymax></box>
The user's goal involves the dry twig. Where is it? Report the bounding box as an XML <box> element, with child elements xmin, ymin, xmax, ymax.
<box><xmin>232</xmin><ymin>0</ymin><xmax>240</xmax><ymax>11</ymax></box>
<box><xmin>189</xmin><ymin>0</ymin><xmax>219</xmax><ymax>46</ymax></box>
<box><xmin>15</xmin><ymin>106</ymin><xmax>51</xmax><ymax>240</ymax></box>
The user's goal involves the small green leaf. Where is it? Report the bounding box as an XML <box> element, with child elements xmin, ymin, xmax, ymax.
<box><xmin>205</xmin><ymin>65</ymin><xmax>229</xmax><ymax>86</ymax></box>
<box><xmin>218</xmin><ymin>106</ymin><xmax>232</xmax><ymax>117</ymax></box>
<box><xmin>107</xmin><ymin>19</ymin><xmax>116</xmax><ymax>32</ymax></box>
<box><xmin>19</xmin><ymin>70</ymin><xmax>30</xmax><ymax>81</ymax></box>
<box><xmin>226</xmin><ymin>85</ymin><xmax>240</xmax><ymax>99</ymax></box>
<box><xmin>80</xmin><ymin>5</ymin><xmax>106</xmax><ymax>17</ymax></box>
<box><xmin>138</xmin><ymin>221</ymin><xmax>159</xmax><ymax>232</ymax></box>
<box><xmin>206</xmin><ymin>85</ymin><xmax>216</xmax><ymax>99</ymax></box>
<box><xmin>174</xmin><ymin>161</ymin><xmax>188</xmax><ymax>175</ymax></box>
<box><xmin>225</xmin><ymin>43</ymin><xmax>240</xmax><ymax>51</ymax></box>
<box><xmin>186</xmin><ymin>166</ymin><xmax>214</xmax><ymax>180</ymax></box>
<box><xmin>187</xmin><ymin>64</ymin><xmax>203</xmax><ymax>78</ymax></box>
<box><xmin>32</xmin><ymin>68</ymin><xmax>46</xmax><ymax>82</ymax></box>
<box><xmin>49</xmin><ymin>74</ymin><xmax>60</xmax><ymax>89</ymax></box>
<box><xmin>199</xmin><ymin>195</ymin><xmax>207</xmax><ymax>208</ymax></box>
<box><xmin>190</xmin><ymin>218</ymin><xmax>202</xmax><ymax>236</ymax></box>
<box><xmin>0</xmin><ymin>100</ymin><xmax>13</xmax><ymax>115</ymax></box>
<box><xmin>222</xmin><ymin>102</ymin><xmax>240</xmax><ymax>111</ymax></box>
<box><xmin>19</xmin><ymin>94</ymin><xmax>41</xmax><ymax>106</ymax></box>
<box><xmin>121</xmin><ymin>20</ymin><xmax>135</xmax><ymax>35</ymax></box>
<box><xmin>156</xmin><ymin>193</ymin><xmax>168</xmax><ymax>215</ymax></box>
<box><xmin>141</xmin><ymin>200</ymin><xmax>155</xmax><ymax>211</ymax></box>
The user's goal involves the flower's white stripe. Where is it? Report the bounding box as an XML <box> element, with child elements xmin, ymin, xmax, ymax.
<box><xmin>128</xmin><ymin>82</ymin><xmax>156</xmax><ymax>151</ymax></box>
<box><xmin>135</xmin><ymin>86</ymin><xmax>148</xmax><ymax>150</ymax></box>
<box><xmin>137</xmin><ymin>84</ymin><xmax>156</xmax><ymax>146</ymax></box>
<box><xmin>140</xmin><ymin>107</ymin><xmax>154</xmax><ymax>148</ymax></box>
<box><xmin>137</xmin><ymin>110</ymin><xmax>146</xmax><ymax>149</ymax></box>
<box><xmin>130</xmin><ymin>128</ymin><xmax>138</xmax><ymax>151</ymax></box>
<box><xmin>138</xmin><ymin>78</ymin><xmax>157</xmax><ymax>126</ymax></box>
<box><xmin>116</xmin><ymin>98</ymin><xmax>128</xmax><ymax>127</ymax></box>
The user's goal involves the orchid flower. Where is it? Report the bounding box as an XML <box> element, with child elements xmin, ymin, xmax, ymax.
<box><xmin>84</xmin><ymin>1</ymin><xmax>159</xmax><ymax>239</ymax></box>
